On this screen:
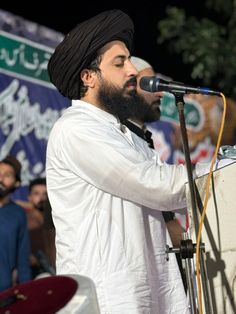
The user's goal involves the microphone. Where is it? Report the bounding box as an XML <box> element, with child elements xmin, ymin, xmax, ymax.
<box><xmin>139</xmin><ymin>76</ymin><xmax>221</xmax><ymax>96</ymax></box>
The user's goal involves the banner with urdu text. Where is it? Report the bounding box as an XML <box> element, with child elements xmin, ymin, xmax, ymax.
<box><xmin>0</xmin><ymin>10</ymin><xmax>70</xmax><ymax>200</ymax></box>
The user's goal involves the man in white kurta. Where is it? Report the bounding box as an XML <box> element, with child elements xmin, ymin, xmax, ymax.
<box><xmin>46</xmin><ymin>9</ymin><xmax>190</xmax><ymax>314</ymax></box>
<box><xmin>47</xmin><ymin>100</ymin><xmax>190</xmax><ymax>313</ymax></box>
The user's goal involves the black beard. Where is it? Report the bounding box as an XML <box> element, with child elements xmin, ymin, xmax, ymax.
<box><xmin>34</xmin><ymin>201</ymin><xmax>44</xmax><ymax>212</ymax></box>
<box><xmin>0</xmin><ymin>185</ymin><xmax>15</xmax><ymax>198</ymax></box>
<box><xmin>133</xmin><ymin>99</ymin><xmax>161</xmax><ymax>123</ymax></box>
<box><xmin>97</xmin><ymin>77</ymin><xmax>160</xmax><ymax>123</ymax></box>
<box><xmin>98</xmin><ymin>78</ymin><xmax>159</xmax><ymax>123</ymax></box>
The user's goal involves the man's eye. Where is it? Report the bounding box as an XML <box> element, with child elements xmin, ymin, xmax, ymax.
<box><xmin>115</xmin><ymin>64</ymin><xmax>123</xmax><ymax>67</ymax></box>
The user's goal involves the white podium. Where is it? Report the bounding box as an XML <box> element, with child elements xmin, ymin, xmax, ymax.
<box><xmin>186</xmin><ymin>161</ymin><xmax>236</xmax><ymax>314</ymax></box>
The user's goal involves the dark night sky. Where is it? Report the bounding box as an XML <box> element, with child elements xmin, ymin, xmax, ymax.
<box><xmin>0</xmin><ymin>1</ymin><xmax>209</xmax><ymax>85</ymax></box>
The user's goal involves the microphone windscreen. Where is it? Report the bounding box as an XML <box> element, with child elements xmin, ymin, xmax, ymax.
<box><xmin>139</xmin><ymin>76</ymin><xmax>155</xmax><ymax>92</ymax></box>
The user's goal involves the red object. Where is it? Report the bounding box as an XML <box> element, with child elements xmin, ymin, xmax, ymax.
<box><xmin>0</xmin><ymin>276</ymin><xmax>78</xmax><ymax>313</ymax></box>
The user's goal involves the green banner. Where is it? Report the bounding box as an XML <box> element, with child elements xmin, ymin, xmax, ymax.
<box><xmin>160</xmin><ymin>93</ymin><xmax>204</xmax><ymax>130</ymax></box>
<box><xmin>0</xmin><ymin>31</ymin><xmax>53</xmax><ymax>83</ymax></box>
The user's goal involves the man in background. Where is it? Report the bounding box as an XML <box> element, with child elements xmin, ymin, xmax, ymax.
<box><xmin>28</xmin><ymin>178</ymin><xmax>47</xmax><ymax>212</ymax></box>
<box><xmin>129</xmin><ymin>56</ymin><xmax>187</xmax><ymax>291</ymax></box>
<box><xmin>0</xmin><ymin>155</ymin><xmax>31</xmax><ymax>291</ymax></box>
<box><xmin>17</xmin><ymin>178</ymin><xmax>55</xmax><ymax>277</ymax></box>
<box><xmin>16</xmin><ymin>178</ymin><xmax>47</xmax><ymax>230</ymax></box>
<box><xmin>27</xmin><ymin>178</ymin><xmax>55</xmax><ymax>277</ymax></box>
<box><xmin>129</xmin><ymin>56</ymin><xmax>186</xmax><ymax>247</ymax></box>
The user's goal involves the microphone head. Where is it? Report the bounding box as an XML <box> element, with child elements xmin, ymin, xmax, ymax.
<box><xmin>140</xmin><ymin>76</ymin><xmax>167</xmax><ymax>93</ymax></box>
<box><xmin>139</xmin><ymin>76</ymin><xmax>156</xmax><ymax>92</ymax></box>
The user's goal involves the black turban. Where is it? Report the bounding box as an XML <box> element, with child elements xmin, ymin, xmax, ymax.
<box><xmin>48</xmin><ymin>9</ymin><xmax>134</xmax><ymax>99</ymax></box>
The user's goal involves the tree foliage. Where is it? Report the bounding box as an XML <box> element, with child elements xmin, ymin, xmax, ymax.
<box><xmin>157</xmin><ymin>0</ymin><xmax>236</xmax><ymax>99</ymax></box>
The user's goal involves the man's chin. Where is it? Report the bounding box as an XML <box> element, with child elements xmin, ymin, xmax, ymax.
<box><xmin>0</xmin><ymin>188</ymin><xmax>8</xmax><ymax>198</ymax></box>
<box><xmin>125</xmin><ymin>89</ymin><xmax>137</xmax><ymax>98</ymax></box>
<box><xmin>35</xmin><ymin>205</ymin><xmax>44</xmax><ymax>212</ymax></box>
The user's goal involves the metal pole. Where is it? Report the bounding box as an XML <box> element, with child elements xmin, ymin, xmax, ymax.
<box><xmin>174</xmin><ymin>93</ymin><xmax>213</xmax><ymax>314</ymax></box>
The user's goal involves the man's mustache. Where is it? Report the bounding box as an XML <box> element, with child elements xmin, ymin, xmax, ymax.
<box><xmin>0</xmin><ymin>183</ymin><xmax>6</xmax><ymax>190</ymax></box>
<box><xmin>124</xmin><ymin>77</ymin><xmax>137</xmax><ymax>88</ymax></box>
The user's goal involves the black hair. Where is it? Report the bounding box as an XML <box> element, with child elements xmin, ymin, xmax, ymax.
<box><xmin>28</xmin><ymin>177</ymin><xmax>46</xmax><ymax>193</ymax></box>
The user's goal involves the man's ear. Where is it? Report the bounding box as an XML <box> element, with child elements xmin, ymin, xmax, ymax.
<box><xmin>80</xmin><ymin>69</ymin><xmax>96</xmax><ymax>88</ymax></box>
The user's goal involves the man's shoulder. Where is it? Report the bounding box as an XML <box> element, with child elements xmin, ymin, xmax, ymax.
<box><xmin>5</xmin><ymin>201</ymin><xmax>27</xmax><ymax>217</ymax></box>
<box><xmin>51</xmin><ymin>103</ymin><xmax>94</xmax><ymax>129</ymax></box>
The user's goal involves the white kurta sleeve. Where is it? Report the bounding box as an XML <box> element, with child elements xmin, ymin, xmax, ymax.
<box><xmin>54</xmin><ymin>120</ymin><xmax>187</xmax><ymax>211</ymax></box>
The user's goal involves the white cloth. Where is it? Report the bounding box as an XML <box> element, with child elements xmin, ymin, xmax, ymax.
<box><xmin>195</xmin><ymin>158</ymin><xmax>236</xmax><ymax>177</ymax></box>
<box><xmin>46</xmin><ymin>100</ymin><xmax>190</xmax><ymax>314</ymax></box>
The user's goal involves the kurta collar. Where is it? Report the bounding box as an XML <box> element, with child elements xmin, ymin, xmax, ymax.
<box><xmin>71</xmin><ymin>100</ymin><xmax>134</xmax><ymax>144</ymax></box>
<box><xmin>72</xmin><ymin>99</ymin><xmax>119</xmax><ymax>124</ymax></box>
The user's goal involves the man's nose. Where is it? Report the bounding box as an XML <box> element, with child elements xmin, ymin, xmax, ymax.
<box><xmin>127</xmin><ymin>60</ymin><xmax>138</xmax><ymax>76</ymax></box>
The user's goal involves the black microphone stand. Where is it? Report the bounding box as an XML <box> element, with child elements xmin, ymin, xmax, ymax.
<box><xmin>165</xmin><ymin>92</ymin><xmax>213</xmax><ymax>314</ymax></box>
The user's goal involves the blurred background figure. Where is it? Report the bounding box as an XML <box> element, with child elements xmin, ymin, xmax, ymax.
<box><xmin>27</xmin><ymin>178</ymin><xmax>47</xmax><ymax>231</ymax></box>
<box><xmin>0</xmin><ymin>155</ymin><xmax>31</xmax><ymax>291</ymax></box>
<box><xmin>129</xmin><ymin>56</ymin><xmax>187</xmax><ymax>291</ymax></box>
<box><xmin>28</xmin><ymin>178</ymin><xmax>47</xmax><ymax>212</ymax></box>
<box><xmin>17</xmin><ymin>178</ymin><xmax>56</xmax><ymax>278</ymax></box>
<box><xmin>129</xmin><ymin>56</ymin><xmax>185</xmax><ymax>246</ymax></box>
<box><xmin>28</xmin><ymin>178</ymin><xmax>52</xmax><ymax>277</ymax></box>
<box><xmin>42</xmin><ymin>197</ymin><xmax>56</xmax><ymax>272</ymax></box>
<box><xmin>130</xmin><ymin>56</ymin><xmax>175</xmax><ymax>163</ymax></box>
